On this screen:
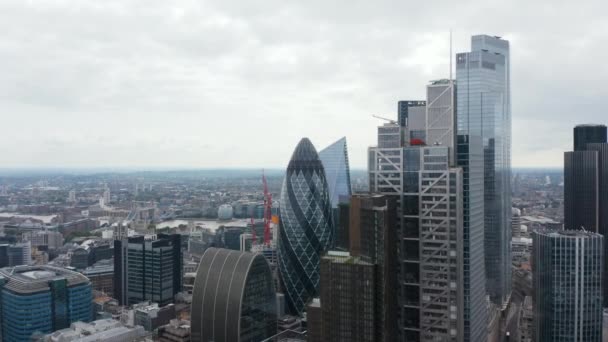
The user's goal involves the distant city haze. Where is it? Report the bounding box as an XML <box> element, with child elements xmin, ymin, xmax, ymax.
<box><xmin>1</xmin><ymin>1</ymin><xmax>603</xmax><ymax>168</ymax></box>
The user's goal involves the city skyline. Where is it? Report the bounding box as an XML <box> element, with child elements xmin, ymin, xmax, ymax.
<box><xmin>2</xmin><ymin>1</ymin><xmax>605</xmax><ymax>169</ymax></box>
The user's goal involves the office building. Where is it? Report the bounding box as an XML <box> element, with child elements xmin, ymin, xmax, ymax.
<box><xmin>574</xmin><ymin>124</ymin><xmax>607</xmax><ymax>151</ymax></box>
<box><xmin>7</xmin><ymin>241</ymin><xmax>31</xmax><ymax>266</ymax></box>
<box><xmin>191</xmin><ymin>248</ymin><xmax>277</xmax><ymax>342</ymax></box>
<box><xmin>158</xmin><ymin>319</ymin><xmax>191</xmax><ymax>342</ymax></box>
<box><xmin>277</xmin><ymin>138</ymin><xmax>334</xmax><ymax>315</ymax></box>
<box><xmin>114</xmin><ymin>234</ymin><xmax>182</xmax><ymax>306</ymax></box>
<box><xmin>68</xmin><ymin>189</ymin><xmax>77</xmax><ymax>203</ymax></box>
<box><xmin>240</xmin><ymin>233</ymin><xmax>253</xmax><ymax>252</ymax></box>
<box><xmin>222</xmin><ymin>227</ymin><xmax>244</xmax><ymax>251</ymax></box>
<box><xmin>533</xmin><ymin>230</ymin><xmax>603</xmax><ymax>341</ymax></box>
<box><xmin>88</xmin><ymin>243</ymin><xmax>113</xmax><ymax>264</ymax></box>
<box><xmin>309</xmin><ymin>194</ymin><xmax>398</xmax><ymax>342</ymax></box>
<box><xmin>564</xmin><ymin>124</ymin><xmax>608</xmax><ymax>233</ymax></box>
<box><xmin>0</xmin><ymin>265</ymin><xmax>92</xmax><ymax>341</ymax></box>
<box><xmin>312</xmin><ymin>251</ymin><xmax>376</xmax><ymax>342</ymax></box>
<box><xmin>398</xmin><ymin>100</ymin><xmax>426</xmax><ymax>128</ymax></box>
<box><xmin>348</xmin><ymin>194</ymin><xmax>397</xmax><ymax>341</ymax></box>
<box><xmin>306</xmin><ymin>299</ymin><xmax>323</xmax><ymax>342</ymax></box>
<box><xmin>512</xmin><ymin>208</ymin><xmax>522</xmax><ymax>238</ymax></box>
<box><xmin>134</xmin><ymin>302</ymin><xmax>176</xmax><ymax>332</ymax></box>
<box><xmin>71</xmin><ymin>247</ymin><xmax>90</xmax><ymax>269</ymax></box>
<box><xmin>564</xmin><ymin>124</ymin><xmax>608</xmax><ymax>305</ymax></box>
<box><xmin>519</xmin><ymin>296</ymin><xmax>533</xmax><ymax>342</ymax></box>
<box><xmin>368</xmin><ymin>80</ymin><xmax>465</xmax><ymax>341</ymax></box>
<box><xmin>81</xmin><ymin>259</ymin><xmax>114</xmax><ymax>296</ymax></box>
<box><xmin>0</xmin><ymin>245</ymin><xmax>8</xmax><ymax>268</ymax></box>
<box><xmin>23</xmin><ymin>230</ymin><xmax>64</xmax><ymax>250</ymax></box>
<box><xmin>456</xmin><ymin>35</ymin><xmax>511</xmax><ymax>334</ymax></box>
<box><xmin>43</xmin><ymin>318</ymin><xmax>146</xmax><ymax>342</ymax></box>
<box><xmin>318</xmin><ymin>137</ymin><xmax>352</xmax><ymax>209</ymax></box>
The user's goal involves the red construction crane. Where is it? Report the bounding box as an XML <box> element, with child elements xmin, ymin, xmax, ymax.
<box><xmin>262</xmin><ymin>170</ymin><xmax>272</xmax><ymax>246</ymax></box>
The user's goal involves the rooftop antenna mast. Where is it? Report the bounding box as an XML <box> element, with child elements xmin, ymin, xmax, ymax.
<box><xmin>449</xmin><ymin>29</ymin><xmax>453</xmax><ymax>80</ymax></box>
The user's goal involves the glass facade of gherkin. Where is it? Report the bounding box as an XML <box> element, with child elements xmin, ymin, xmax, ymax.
<box><xmin>278</xmin><ymin>138</ymin><xmax>334</xmax><ymax>315</ymax></box>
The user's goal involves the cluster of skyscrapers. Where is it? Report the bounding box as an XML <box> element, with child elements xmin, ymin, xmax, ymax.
<box><xmin>269</xmin><ymin>34</ymin><xmax>607</xmax><ymax>342</ymax></box>
<box><xmin>272</xmin><ymin>34</ymin><xmax>514</xmax><ymax>341</ymax></box>
<box><xmin>540</xmin><ymin>123</ymin><xmax>608</xmax><ymax>341</ymax></box>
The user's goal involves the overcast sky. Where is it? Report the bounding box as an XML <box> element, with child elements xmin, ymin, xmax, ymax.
<box><xmin>1</xmin><ymin>0</ymin><xmax>606</xmax><ymax>169</ymax></box>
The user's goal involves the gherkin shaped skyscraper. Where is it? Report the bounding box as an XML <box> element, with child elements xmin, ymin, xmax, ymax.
<box><xmin>278</xmin><ymin>138</ymin><xmax>334</xmax><ymax>315</ymax></box>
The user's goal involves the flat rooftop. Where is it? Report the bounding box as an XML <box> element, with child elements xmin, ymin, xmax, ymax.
<box><xmin>0</xmin><ymin>265</ymin><xmax>90</xmax><ymax>294</ymax></box>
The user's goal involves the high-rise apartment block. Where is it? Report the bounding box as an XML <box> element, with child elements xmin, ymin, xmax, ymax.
<box><xmin>114</xmin><ymin>234</ymin><xmax>182</xmax><ymax>306</ymax></box>
<box><xmin>564</xmin><ymin>124</ymin><xmax>608</xmax><ymax>305</ymax></box>
<box><xmin>368</xmin><ymin>79</ymin><xmax>466</xmax><ymax>341</ymax></box>
<box><xmin>532</xmin><ymin>230</ymin><xmax>603</xmax><ymax>341</ymax></box>
<box><xmin>456</xmin><ymin>35</ymin><xmax>511</xmax><ymax>323</ymax></box>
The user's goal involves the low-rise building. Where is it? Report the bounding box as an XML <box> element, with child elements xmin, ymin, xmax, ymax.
<box><xmin>43</xmin><ymin>318</ymin><xmax>146</xmax><ymax>342</ymax></box>
<box><xmin>23</xmin><ymin>230</ymin><xmax>64</xmax><ymax>249</ymax></box>
<box><xmin>131</xmin><ymin>302</ymin><xmax>176</xmax><ymax>332</ymax></box>
<box><xmin>158</xmin><ymin>319</ymin><xmax>191</xmax><ymax>342</ymax></box>
<box><xmin>520</xmin><ymin>296</ymin><xmax>534</xmax><ymax>342</ymax></box>
<box><xmin>81</xmin><ymin>259</ymin><xmax>114</xmax><ymax>296</ymax></box>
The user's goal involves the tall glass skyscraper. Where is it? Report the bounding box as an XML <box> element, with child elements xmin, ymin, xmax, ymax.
<box><xmin>278</xmin><ymin>138</ymin><xmax>334</xmax><ymax>315</ymax></box>
<box><xmin>318</xmin><ymin>137</ymin><xmax>352</xmax><ymax>209</ymax></box>
<box><xmin>456</xmin><ymin>35</ymin><xmax>512</xmax><ymax>314</ymax></box>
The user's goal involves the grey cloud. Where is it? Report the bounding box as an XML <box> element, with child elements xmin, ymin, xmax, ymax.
<box><xmin>1</xmin><ymin>0</ymin><xmax>607</xmax><ymax>168</ymax></box>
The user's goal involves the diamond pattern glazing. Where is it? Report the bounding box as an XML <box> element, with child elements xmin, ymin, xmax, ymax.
<box><xmin>278</xmin><ymin>138</ymin><xmax>334</xmax><ymax>315</ymax></box>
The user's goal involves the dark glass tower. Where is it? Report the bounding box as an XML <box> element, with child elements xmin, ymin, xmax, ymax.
<box><xmin>564</xmin><ymin>124</ymin><xmax>608</xmax><ymax>306</ymax></box>
<box><xmin>114</xmin><ymin>234</ymin><xmax>182</xmax><ymax>306</ymax></box>
<box><xmin>277</xmin><ymin>138</ymin><xmax>334</xmax><ymax>315</ymax></box>
<box><xmin>533</xmin><ymin>230</ymin><xmax>603</xmax><ymax>341</ymax></box>
<box><xmin>574</xmin><ymin>124</ymin><xmax>607</xmax><ymax>151</ymax></box>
